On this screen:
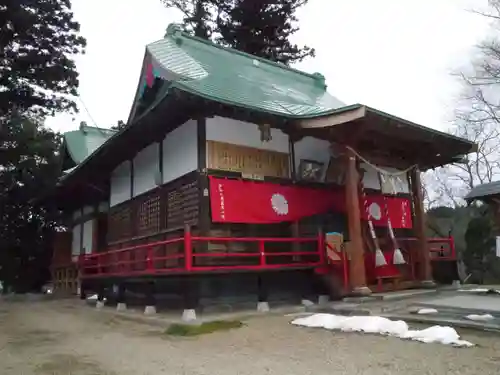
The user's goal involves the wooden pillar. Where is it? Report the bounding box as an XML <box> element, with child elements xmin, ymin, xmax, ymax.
<box><xmin>79</xmin><ymin>279</ymin><xmax>87</xmax><ymax>300</ymax></box>
<box><xmin>197</xmin><ymin>118</ymin><xmax>210</xmax><ymax>262</ymax></box>
<box><xmin>410</xmin><ymin>168</ymin><xmax>434</xmax><ymax>286</ymax></box>
<box><xmin>344</xmin><ymin>146</ymin><xmax>371</xmax><ymax>295</ymax></box>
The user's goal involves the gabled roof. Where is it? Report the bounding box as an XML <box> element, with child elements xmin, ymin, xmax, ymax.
<box><xmin>62</xmin><ymin>124</ymin><xmax>116</xmax><ymax>166</ymax></box>
<box><xmin>465</xmin><ymin>181</ymin><xmax>500</xmax><ymax>202</ymax></box>
<box><xmin>127</xmin><ymin>23</ymin><xmax>345</xmax><ymax>123</ymax></box>
<box><xmin>54</xmin><ymin>24</ymin><xmax>477</xmax><ymax>188</ymax></box>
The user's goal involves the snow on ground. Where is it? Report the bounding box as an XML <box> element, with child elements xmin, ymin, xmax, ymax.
<box><xmin>417</xmin><ymin>308</ymin><xmax>439</xmax><ymax>315</ymax></box>
<box><xmin>291</xmin><ymin>314</ymin><xmax>474</xmax><ymax>348</ymax></box>
<box><xmin>458</xmin><ymin>288</ymin><xmax>500</xmax><ymax>294</ymax></box>
<box><xmin>465</xmin><ymin>314</ymin><xmax>495</xmax><ymax>321</ymax></box>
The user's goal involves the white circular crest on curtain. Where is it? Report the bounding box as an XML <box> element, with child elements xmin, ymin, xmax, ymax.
<box><xmin>271</xmin><ymin>193</ymin><xmax>289</xmax><ymax>215</ymax></box>
<box><xmin>368</xmin><ymin>202</ymin><xmax>382</xmax><ymax>220</ymax></box>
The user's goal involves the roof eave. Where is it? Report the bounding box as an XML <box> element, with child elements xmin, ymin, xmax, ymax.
<box><xmin>364</xmin><ymin>106</ymin><xmax>478</xmax><ymax>152</ymax></box>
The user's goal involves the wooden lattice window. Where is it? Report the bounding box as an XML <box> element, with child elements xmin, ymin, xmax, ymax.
<box><xmin>138</xmin><ymin>194</ymin><xmax>161</xmax><ymax>235</ymax></box>
<box><xmin>108</xmin><ymin>205</ymin><xmax>132</xmax><ymax>242</ymax></box>
<box><xmin>167</xmin><ymin>181</ymin><xmax>199</xmax><ymax>228</ymax></box>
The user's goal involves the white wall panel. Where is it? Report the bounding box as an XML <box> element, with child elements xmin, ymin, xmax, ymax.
<box><xmin>110</xmin><ymin>161</ymin><xmax>131</xmax><ymax>207</ymax></box>
<box><xmin>162</xmin><ymin>119</ymin><xmax>198</xmax><ymax>184</ymax></box>
<box><xmin>98</xmin><ymin>201</ymin><xmax>109</xmax><ymax>213</ymax></box>
<box><xmin>82</xmin><ymin>206</ymin><xmax>94</xmax><ymax>215</ymax></box>
<box><xmin>361</xmin><ymin>163</ymin><xmax>381</xmax><ymax>190</ymax></box>
<box><xmin>133</xmin><ymin>142</ymin><xmax>159</xmax><ymax>196</ymax></box>
<box><xmin>71</xmin><ymin>224</ymin><xmax>81</xmax><ymax>256</ymax></box>
<box><xmin>360</xmin><ymin>163</ymin><xmax>410</xmax><ymax>193</ymax></box>
<box><xmin>72</xmin><ymin>209</ymin><xmax>81</xmax><ymax>221</ymax></box>
<box><xmin>82</xmin><ymin>219</ymin><xmax>94</xmax><ymax>254</ymax></box>
<box><xmin>206</xmin><ymin>116</ymin><xmax>289</xmax><ymax>153</ymax></box>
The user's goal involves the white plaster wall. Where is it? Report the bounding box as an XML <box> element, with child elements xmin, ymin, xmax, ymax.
<box><xmin>110</xmin><ymin>161</ymin><xmax>131</xmax><ymax>207</ymax></box>
<box><xmin>72</xmin><ymin>209</ymin><xmax>81</xmax><ymax>221</ymax></box>
<box><xmin>360</xmin><ymin>163</ymin><xmax>410</xmax><ymax>193</ymax></box>
<box><xmin>293</xmin><ymin>136</ymin><xmax>331</xmax><ymax>180</ymax></box>
<box><xmin>162</xmin><ymin>119</ymin><xmax>198</xmax><ymax>184</ymax></box>
<box><xmin>82</xmin><ymin>219</ymin><xmax>94</xmax><ymax>254</ymax></box>
<box><xmin>71</xmin><ymin>224</ymin><xmax>81</xmax><ymax>256</ymax></box>
<box><xmin>361</xmin><ymin>163</ymin><xmax>381</xmax><ymax>190</ymax></box>
<box><xmin>206</xmin><ymin>116</ymin><xmax>289</xmax><ymax>153</ymax></box>
<box><xmin>133</xmin><ymin>142</ymin><xmax>159</xmax><ymax>196</ymax></box>
<box><xmin>382</xmin><ymin>167</ymin><xmax>410</xmax><ymax>193</ymax></box>
<box><xmin>98</xmin><ymin>201</ymin><xmax>109</xmax><ymax>213</ymax></box>
<box><xmin>82</xmin><ymin>206</ymin><xmax>94</xmax><ymax>215</ymax></box>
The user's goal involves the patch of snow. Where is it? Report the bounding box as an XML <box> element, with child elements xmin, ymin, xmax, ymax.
<box><xmin>301</xmin><ymin>299</ymin><xmax>315</xmax><ymax>307</ymax></box>
<box><xmin>291</xmin><ymin>314</ymin><xmax>474</xmax><ymax>348</ymax></box>
<box><xmin>458</xmin><ymin>288</ymin><xmax>500</xmax><ymax>294</ymax></box>
<box><xmin>464</xmin><ymin>314</ymin><xmax>495</xmax><ymax>321</ymax></box>
<box><xmin>458</xmin><ymin>288</ymin><xmax>490</xmax><ymax>293</ymax></box>
<box><xmin>417</xmin><ymin>308</ymin><xmax>439</xmax><ymax>315</ymax></box>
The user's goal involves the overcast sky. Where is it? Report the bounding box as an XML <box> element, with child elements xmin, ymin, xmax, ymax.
<box><xmin>45</xmin><ymin>0</ymin><xmax>491</xmax><ymax>134</ymax></box>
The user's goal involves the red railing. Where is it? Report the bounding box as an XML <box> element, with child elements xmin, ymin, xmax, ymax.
<box><xmin>78</xmin><ymin>229</ymin><xmax>324</xmax><ymax>278</ymax></box>
<box><xmin>76</xmin><ymin>229</ymin><xmax>456</xmax><ymax>291</ymax></box>
<box><xmin>325</xmin><ymin>243</ymin><xmax>350</xmax><ymax>290</ymax></box>
<box><xmin>398</xmin><ymin>237</ymin><xmax>456</xmax><ymax>261</ymax></box>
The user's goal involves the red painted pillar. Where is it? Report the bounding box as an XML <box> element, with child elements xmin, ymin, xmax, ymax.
<box><xmin>410</xmin><ymin>168</ymin><xmax>434</xmax><ymax>286</ymax></box>
<box><xmin>344</xmin><ymin>146</ymin><xmax>371</xmax><ymax>295</ymax></box>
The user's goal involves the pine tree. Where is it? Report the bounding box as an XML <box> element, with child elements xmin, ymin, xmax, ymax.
<box><xmin>160</xmin><ymin>0</ymin><xmax>216</xmax><ymax>38</ymax></box>
<box><xmin>0</xmin><ymin>0</ymin><xmax>86</xmax><ymax>117</ymax></box>
<box><xmin>160</xmin><ymin>0</ymin><xmax>315</xmax><ymax>65</ymax></box>
<box><xmin>216</xmin><ymin>0</ymin><xmax>315</xmax><ymax>65</ymax></box>
<box><xmin>0</xmin><ymin>112</ymin><xmax>62</xmax><ymax>292</ymax></box>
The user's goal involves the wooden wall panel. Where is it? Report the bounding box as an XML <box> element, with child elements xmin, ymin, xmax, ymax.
<box><xmin>137</xmin><ymin>193</ymin><xmax>161</xmax><ymax>236</ymax></box>
<box><xmin>166</xmin><ymin>180</ymin><xmax>199</xmax><ymax>229</ymax></box>
<box><xmin>106</xmin><ymin>173</ymin><xmax>200</xmax><ymax>247</ymax></box>
<box><xmin>108</xmin><ymin>205</ymin><xmax>132</xmax><ymax>243</ymax></box>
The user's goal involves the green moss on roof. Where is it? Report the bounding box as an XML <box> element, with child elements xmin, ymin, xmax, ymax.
<box><xmin>130</xmin><ymin>23</ymin><xmax>345</xmax><ymax>121</ymax></box>
<box><xmin>63</xmin><ymin>124</ymin><xmax>116</xmax><ymax>165</ymax></box>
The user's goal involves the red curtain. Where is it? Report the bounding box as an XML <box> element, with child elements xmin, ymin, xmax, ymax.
<box><xmin>209</xmin><ymin>177</ymin><xmax>412</xmax><ymax>229</ymax></box>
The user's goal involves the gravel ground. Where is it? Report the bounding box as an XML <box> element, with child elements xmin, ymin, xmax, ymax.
<box><xmin>0</xmin><ymin>299</ymin><xmax>499</xmax><ymax>375</ymax></box>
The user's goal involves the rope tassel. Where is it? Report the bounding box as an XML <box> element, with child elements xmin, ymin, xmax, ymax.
<box><xmin>380</xmin><ymin>176</ymin><xmax>406</xmax><ymax>266</ymax></box>
<box><xmin>361</xmin><ymin>182</ymin><xmax>386</xmax><ymax>267</ymax></box>
<box><xmin>393</xmin><ymin>248</ymin><xmax>406</xmax><ymax>265</ymax></box>
<box><xmin>375</xmin><ymin>248</ymin><xmax>387</xmax><ymax>267</ymax></box>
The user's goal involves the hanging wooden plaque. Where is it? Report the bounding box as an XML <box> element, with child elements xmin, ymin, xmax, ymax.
<box><xmin>206</xmin><ymin>140</ymin><xmax>289</xmax><ymax>179</ymax></box>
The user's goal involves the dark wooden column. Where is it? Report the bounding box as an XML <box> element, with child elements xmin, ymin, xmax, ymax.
<box><xmin>197</xmin><ymin>117</ymin><xmax>210</xmax><ymax>261</ymax></box>
<box><xmin>410</xmin><ymin>167</ymin><xmax>434</xmax><ymax>285</ymax></box>
<box><xmin>344</xmin><ymin>146</ymin><xmax>371</xmax><ymax>295</ymax></box>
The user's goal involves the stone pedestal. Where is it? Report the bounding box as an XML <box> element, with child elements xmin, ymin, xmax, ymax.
<box><xmin>182</xmin><ymin>308</ymin><xmax>197</xmax><ymax>322</ymax></box>
<box><xmin>144</xmin><ymin>305</ymin><xmax>156</xmax><ymax>315</ymax></box>
<box><xmin>257</xmin><ymin>301</ymin><xmax>270</xmax><ymax>312</ymax></box>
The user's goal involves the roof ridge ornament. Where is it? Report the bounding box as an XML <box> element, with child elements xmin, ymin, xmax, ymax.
<box><xmin>165</xmin><ymin>23</ymin><xmax>183</xmax><ymax>38</ymax></box>
<box><xmin>79</xmin><ymin>121</ymin><xmax>88</xmax><ymax>134</ymax></box>
<box><xmin>312</xmin><ymin>72</ymin><xmax>327</xmax><ymax>88</ymax></box>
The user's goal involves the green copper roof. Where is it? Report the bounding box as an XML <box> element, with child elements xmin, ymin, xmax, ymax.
<box><xmin>129</xmin><ymin>23</ymin><xmax>345</xmax><ymax>122</ymax></box>
<box><xmin>62</xmin><ymin>124</ymin><xmax>116</xmax><ymax>165</ymax></box>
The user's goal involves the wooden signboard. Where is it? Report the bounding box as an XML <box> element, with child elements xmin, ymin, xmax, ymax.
<box><xmin>206</xmin><ymin>140</ymin><xmax>289</xmax><ymax>179</ymax></box>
